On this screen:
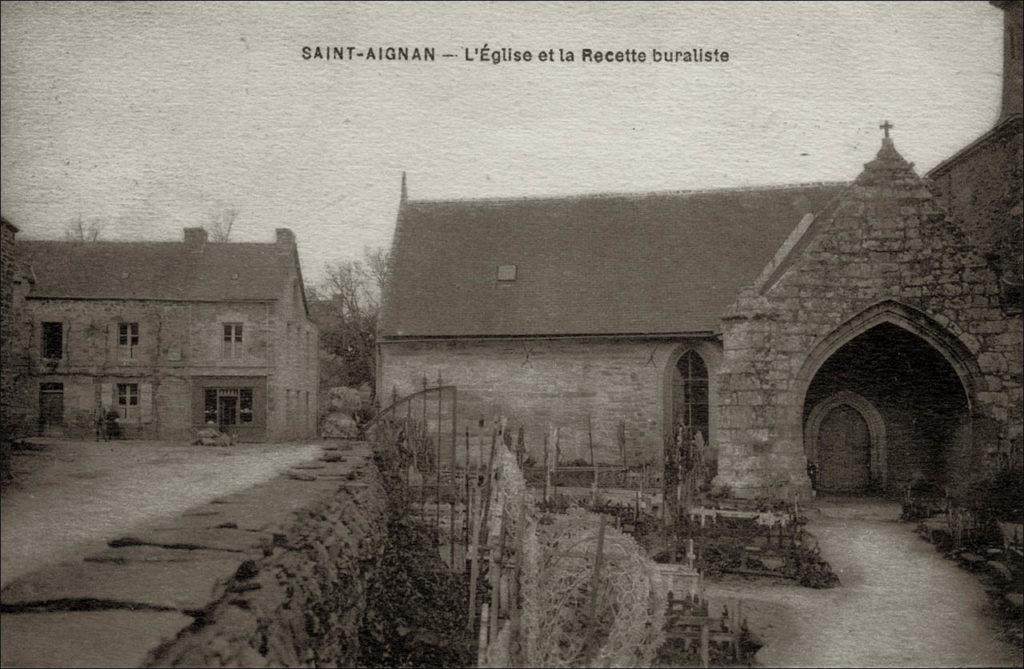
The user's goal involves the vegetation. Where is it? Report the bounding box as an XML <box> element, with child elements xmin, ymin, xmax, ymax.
<box><xmin>62</xmin><ymin>214</ymin><xmax>105</xmax><ymax>241</ymax></box>
<box><xmin>358</xmin><ymin>516</ymin><xmax>473</xmax><ymax>668</ymax></box>
<box><xmin>205</xmin><ymin>207</ymin><xmax>237</xmax><ymax>242</ymax></box>
<box><xmin>307</xmin><ymin>246</ymin><xmax>390</xmax><ymax>397</ymax></box>
<box><xmin>360</xmin><ymin>419</ymin><xmax>473</xmax><ymax>668</ymax></box>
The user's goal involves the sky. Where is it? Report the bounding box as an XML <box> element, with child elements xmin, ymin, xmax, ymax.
<box><xmin>0</xmin><ymin>1</ymin><xmax>1005</xmax><ymax>286</ymax></box>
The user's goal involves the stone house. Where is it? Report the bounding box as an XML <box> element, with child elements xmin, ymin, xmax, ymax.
<box><xmin>17</xmin><ymin>228</ymin><xmax>319</xmax><ymax>442</ymax></box>
<box><xmin>379</xmin><ymin>1</ymin><xmax>1022</xmax><ymax>497</ymax></box>
<box><xmin>1</xmin><ymin>217</ymin><xmax>34</xmax><ymax>444</ymax></box>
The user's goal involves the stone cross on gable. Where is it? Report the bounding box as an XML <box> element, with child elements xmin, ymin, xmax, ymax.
<box><xmin>880</xmin><ymin>120</ymin><xmax>894</xmax><ymax>138</ymax></box>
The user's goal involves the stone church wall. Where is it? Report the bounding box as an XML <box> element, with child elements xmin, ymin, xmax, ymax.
<box><xmin>379</xmin><ymin>337</ymin><xmax>721</xmax><ymax>467</ymax></box>
<box><xmin>716</xmin><ymin>140</ymin><xmax>1022</xmax><ymax>498</ymax></box>
<box><xmin>929</xmin><ymin>116</ymin><xmax>1023</xmax><ymax>313</ymax></box>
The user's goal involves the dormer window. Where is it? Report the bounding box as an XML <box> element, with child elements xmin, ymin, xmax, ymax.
<box><xmin>497</xmin><ymin>264</ymin><xmax>517</xmax><ymax>282</ymax></box>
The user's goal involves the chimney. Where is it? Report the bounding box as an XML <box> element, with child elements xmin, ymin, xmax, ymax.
<box><xmin>993</xmin><ymin>1</ymin><xmax>1023</xmax><ymax>121</ymax></box>
<box><xmin>183</xmin><ymin>227</ymin><xmax>208</xmax><ymax>247</ymax></box>
<box><xmin>275</xmin><ymin>228</ymin><xmax>295</xmax><ymax>246</ymax></box>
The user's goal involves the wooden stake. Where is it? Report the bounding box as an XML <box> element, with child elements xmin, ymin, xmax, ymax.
<box><xmin>554</xmin><ymin>426</ymin><xmax>560</xmax><ymax>502</ymax></box>
<box><xmin>480</xmin><ymin>426</ymin><xmax>498</xmax><ymax>546</ymax></box>
<box><xmin>467</xmin><ymin>484</ymin><xmax>483</xmax><ymax>631</ymax></box>
<box><xmin>477</xmin><ymin>417</ymin><xmax>485</xmax><ymax>482</ymax></box>
<box><xmin>436</xmin><ymin>379</ymin><xmax>442</xmax><ymax>546</ymax></box>
<box><xmin>510</xmin><ymin>503</ymin><xmax>527</xmax><ymax>666</ymax></box>
<box><xmin>450</xmin><ymin>387</ymin><xmax>457</xmax><ymax>567</ymax></box>
<box><xmin>588</xmin><ymin>415</ymin><xmax>597</xmax><ymax>507</ymax></box>
<box><xmin>543</xmin><ymin>432</ymin><xmax>550</xmax><ymax>504</ymax></box>
<box><xmin>464</xmin><ymin>426</ymin><xmax>471</xmax><ymax>562</ymax></box>
<box><xmin>488</xmin><ymin>507</ymin><xmax>506</xmax><ymax>647</ymax></box>
<box><xmin>618</xmin><ymin>419</ymin><xmax>626</xmax><ymax>468</ymax></box>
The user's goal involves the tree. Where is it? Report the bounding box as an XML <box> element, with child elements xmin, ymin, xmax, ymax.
<box><xmin>308</xmin><ymin>246</ymin><xmax>390</xmax><ymax>398</ymax></box>
<box><xmin>206</xmin><ymin>208</ymin><xmax>237</xmax><ymax>242</ymax></box>
<box><xmin>63</xmin><ymin>214</ymin><xmax>105</xmax><ymax>241</ymax></box>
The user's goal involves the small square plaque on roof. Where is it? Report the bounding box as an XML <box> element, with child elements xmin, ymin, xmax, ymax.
<box><xmin>497</xmin><ymin>264</ymin><xmax>517</xmax><ymax>281</ymax></box>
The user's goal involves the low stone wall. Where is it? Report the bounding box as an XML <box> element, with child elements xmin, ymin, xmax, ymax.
<box><xmin>0</xmin><ymin>442</ymin><xmax>387</xmax><ymax>668</ymax></box>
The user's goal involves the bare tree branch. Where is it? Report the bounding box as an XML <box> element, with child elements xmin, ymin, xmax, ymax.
<box><xmin>206</xmin><ymin>208</ymin><xmax>238</xmax><ymax>242</ymax></box>
<box><xmin>308</xmin><ymin>246</ymin><xmax>391</xmax><ymax>397</ymax></box>
<box><xmin>63</xmin><ymin>214</ymin><xmax>106</xmax><ymax>242</ymax></box>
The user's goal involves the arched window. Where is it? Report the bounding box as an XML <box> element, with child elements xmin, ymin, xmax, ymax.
<box><xmin>673</xmin><ymin>350</ymin><xmax>709</xmax><ymax>440</ymax></box>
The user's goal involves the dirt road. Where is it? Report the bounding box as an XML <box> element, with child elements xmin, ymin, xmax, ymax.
<box><xmin>706</xmin><ymin>499</ymin><xmax>1020</xmax><ymax>667</ymax></box>
<box><xmin>1</xmin><ymin>439</ymin><xmax>322</xmax><ymax>587</ymax></box>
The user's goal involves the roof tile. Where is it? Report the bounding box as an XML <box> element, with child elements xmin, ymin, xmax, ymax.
<box><xmin>381</xmin><ymin>183</ymin><xmax>846</xmax><ymax>337</ymax></box>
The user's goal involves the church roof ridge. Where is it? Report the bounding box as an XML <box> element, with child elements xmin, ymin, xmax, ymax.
<box><xmin>404</xmin><ymin>180</ymin><xmax>850</xmax><ymax>207</ymax></box>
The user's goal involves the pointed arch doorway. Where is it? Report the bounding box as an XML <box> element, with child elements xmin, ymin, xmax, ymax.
<box><xmin>802</xmin><ymin>317</ymin><xmax>972</xmax><ymax>494</ymax></box>
<box><xmin>805</xmin><ymin>391</ymin><xmax>886</xmax><ymax>491</ymax></box>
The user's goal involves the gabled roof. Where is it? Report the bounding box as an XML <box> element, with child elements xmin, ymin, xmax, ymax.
<box><xmin>381</xmin><ymin>182</ymin><xmax>845</xmax><ymax>338</ymax></box>
<box><xmin>926</xmin><ymin>114</ymin><xmax>1022</xmax><ymax>179</ymax></box>
<box><xmin>20</xmin><ymin>240</ymin><xmax>297</xmax><ymax>303</ymax></box>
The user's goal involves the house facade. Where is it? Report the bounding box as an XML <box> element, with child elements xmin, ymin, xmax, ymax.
<box><xmin>17</xmin><ymin>228</ymin><xmax>318</xmax><ymax>442</ymax></box>
<box><xmin>379</xmin><ymin>2</ymin><xmax>1022</xmax><ymax>497</ymax></box>
<box><xmin>1</xmin><ymin>217</ymin><xmax>34</xmax><ymax>444</ymax></box>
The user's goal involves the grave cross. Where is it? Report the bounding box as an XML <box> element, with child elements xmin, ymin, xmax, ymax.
<box><xmin>880</xmin><ymin>119</ymin><xmax>894</xmax><ymax>138</ymax></box>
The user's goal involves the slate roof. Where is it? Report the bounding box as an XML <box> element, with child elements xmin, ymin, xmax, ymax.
<box><xmin>381</xmin><ymin>183</ymin><xmax>846</xmax><ymax>338</ymax></box>
<box><xmin>19</xmin><ymin>240</ymin><xmax>296</xmax><ymax>303</ymax></box>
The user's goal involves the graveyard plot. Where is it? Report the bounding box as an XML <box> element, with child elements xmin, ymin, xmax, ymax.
<box><xmin>902</xmin><ymin>455</ymin><xmax>1024</xmax><ymax>649</ymax></box>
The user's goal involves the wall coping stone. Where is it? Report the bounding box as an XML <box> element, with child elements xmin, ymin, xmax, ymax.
<box><xmin>0</xmin><ymin>442</ymin><xmax>382</xmax><ymax>668</ymax></box>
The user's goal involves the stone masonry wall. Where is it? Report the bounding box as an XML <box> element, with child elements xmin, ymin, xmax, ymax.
<box><xmin>716</xmin><ymin>138</ymin><xmax>1023</xmax><ymax>498</ymax></box>
<box><xmin>1</xmin><ymin>221</ymin><xmax>32</xmax><ymax>442</ymax></box>
<box><xmin>929</xmin><ymin>116</ymin><xmax>1023</xmax><ymax>311</ymax></box>
<box><xmin>269</xmin><ymin>273</ymin><xmax>320</xmax><ymax>442</ymax></box>
<box><xmin>0</xmin><ymin>444</ymin><xmax>386</xmax><ymax>668</ymax></box>
<box><xmin>379</xmin><ymin>337</ymin><xmax>720</xmax><ymax>468</ymax></box>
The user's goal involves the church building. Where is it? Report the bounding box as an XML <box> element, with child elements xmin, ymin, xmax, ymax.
<box><xmin>379</xmin><ymin>1</ymin><xmax>1022</xmax><ymax>497</ymax></box>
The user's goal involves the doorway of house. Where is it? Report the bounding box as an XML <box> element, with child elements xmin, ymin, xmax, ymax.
<box><xmin>38</xmin><ymin>383</ymin><xmax>64</xmax><ymax>436</ymax></box>
<box><xmin>217</xmin><ymin>394</ymin><xmax>238</xmax><ymax>429</ymax></box>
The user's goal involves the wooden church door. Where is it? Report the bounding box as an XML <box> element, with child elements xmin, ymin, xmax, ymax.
<box><xmin>816</xmin><ymin>405</ymin><xmax>871</xmax><ymax>491</ymax></box>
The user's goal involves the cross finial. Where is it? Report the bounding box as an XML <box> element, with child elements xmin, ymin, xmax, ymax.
<box><xmin>880</xmin><ymin>120</ymin><xmax>894</xmax><ymax>139</ymax></box>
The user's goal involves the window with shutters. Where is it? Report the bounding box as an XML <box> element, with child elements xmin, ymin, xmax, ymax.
<box><xmin>117</xmin><ymin>383</ymin><xmax>140</xmax><ymax>422</ymax></box>
<box><xmin>42</xmin><ymin>322</ymin><xmax>63</xmax><ymax>359</ymax></box>
<box><xmin>118</xmin><ymin>322</ymin><xmax>140</xmax><ymax>360</ymax></box>
<box><xmin>222</xmin><ymin>323</ymin><xmax>243</xmax><ymax>359</ymax></box>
